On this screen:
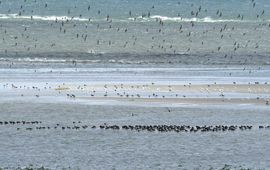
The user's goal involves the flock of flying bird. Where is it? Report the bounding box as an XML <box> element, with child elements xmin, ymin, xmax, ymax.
<box><xmin>0</xmin><ymin>0</ymin><xmax>269</xmax><ymax>105</ymax></box>
<box><xmin>0</xmin><ymin>0</ymin><xmax>269</xmax><ymax>62</ymax></box>
<box><xmin>0</xmin><ymin>0</ymin><xmax>270</xmax><ymax>105</ymax></box>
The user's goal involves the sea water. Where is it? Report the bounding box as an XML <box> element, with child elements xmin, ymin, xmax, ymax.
<box><xmin>1</xmin><ymin>0</ymin><xmax>270</xmax><ymax>169</ymax></box>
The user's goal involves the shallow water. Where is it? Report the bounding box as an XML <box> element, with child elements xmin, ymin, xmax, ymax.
<box><xmin>1</xmin><ymin>103</ymin><xmax>270</xmax><ymax>169</ymax></box>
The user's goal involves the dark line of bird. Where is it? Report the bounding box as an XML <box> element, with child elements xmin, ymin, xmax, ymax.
<box><xmin>0</xmin><ymin>121</ymin><xmax>42</xmax><ymax>125</ymax></box>
<box><xmin>16</xmin><ymin>125</ymin><xmax>270</xmax><ymax>132</ymax></box>
<box><xmin>2</xmin><ymin>121</ymin><xmax>270</xmax><ymax>133</ymax></box>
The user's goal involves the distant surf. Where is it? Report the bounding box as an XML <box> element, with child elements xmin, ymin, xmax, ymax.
<box><xmin>1</xmin><ymin>52</ymin><xmax>270</xmax><ymax>66</ymax></box>
<box><xmin>0</xmin><ymin>13</ymin><xmax>261</xmax><ymax>23</ymax></box>
<box><xmin>0</xmin><ymin>13</ymin><xmax>89</xmax><ymax>21</ymax></box>
<box><xmin>148</xmin><ymin>15</ymin><xmax>246</xmax><ymax>23</ymax></box>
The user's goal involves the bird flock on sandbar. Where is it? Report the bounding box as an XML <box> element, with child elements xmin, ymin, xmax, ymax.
<box><xmin>2</xmin><ymin>81</ymin><xmax>270</xmax><ymax>105</ymax></box>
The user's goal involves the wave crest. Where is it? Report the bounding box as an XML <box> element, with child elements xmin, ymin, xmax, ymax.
<box><xmin>0</xmin><ymin>13</ymin><xmax>254</xmax><ymax>23</ymax></box>
<box><xmin>0</xmin><ymin>13</ymin><xmax>90</xmax><ymax>21</ymax></box>
<box><xmin>130</xmin><ymin>15</ymin><xmax>247</xmax><ymax>23</ymax></box>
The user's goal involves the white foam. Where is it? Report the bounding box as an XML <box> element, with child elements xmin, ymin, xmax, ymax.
<box><xmin>0</xmin><ymin>13</ymin><xmax>89</xmax><ymax>21</ymax></box>
<box><xmin>130</xmin><ymin>15</ymin><xmax>252</xmax><ymax>23</ymax></box>
<box><xmin>87</xmin><ymin>49</ymin><xmax>105</xmax><ymax>54</ymax></box>
<box><xmin>0</xmin><ymin>57</ymin><xmax>66</xmax><ymax>62</ymax></box>
<box><xmin>0</xmin><ymin>13</ymin><xmax>255</xmax><ymax>23</ymax></box>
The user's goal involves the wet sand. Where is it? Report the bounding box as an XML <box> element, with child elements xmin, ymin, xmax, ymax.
<box><xmin>77</xmin><ymin>97</ymin><xmax>269</xmax><ymax>106</ymax></box>
<box><xmin>54</xmin><ymin>83</ymin><xmax>270</xmax><ymax>106</ymax></box>
<box><xmin>56</xmin><ymin>83</ymin><xmax>270</xmax><ymax>93</ymax></box>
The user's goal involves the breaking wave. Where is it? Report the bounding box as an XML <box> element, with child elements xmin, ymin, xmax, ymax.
<box><xmin>0</xmin><ymin>13</ymin><xmax>260</xmax><ymax>23</ymax></box>
<box><xmin>129</xmin><ymin>15</ymin><xmax>255</xmax><ymax>23</ymax></box>
<box><xmin>0</xmin><ymin>13</ymin><xmax>90</xmax><ymax>21</ymax></box>
<box><xmin>149</xmin><ymin>15</ymin><xmax>243</xmax><ymax>22</ymax></box>
<box><xmin>0</xmin><ymin>52</ymin><xmax>270</xmax><ymax>66</ymax></box>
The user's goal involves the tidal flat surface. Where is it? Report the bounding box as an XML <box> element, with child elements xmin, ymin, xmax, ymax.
<box><xmin>0</xmin><ymin>66</ymin><xmax>269</xmax><ymax>170</ymax></box>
